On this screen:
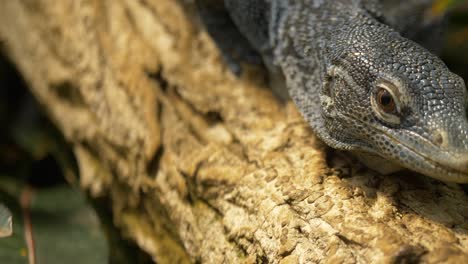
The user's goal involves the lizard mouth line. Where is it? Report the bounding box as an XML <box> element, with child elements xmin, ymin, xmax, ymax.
<box><xmin>342</xmin><ymin>110</ymin><xmax>468</xmax><ymax>181</ymax></box>
<box><xmin>376</xmin><ymin>127</ymin><xmax>468</xmax><ymax>182</ymax></box>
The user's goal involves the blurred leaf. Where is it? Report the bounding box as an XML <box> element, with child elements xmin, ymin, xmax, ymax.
<box><xmin>431</xmin><ymin>0</ymin><xmax>465</xmax><ymax>16</ymax></box>
<box><xmin>0</xmin><ymin>184</ymin><xmax>108</xmax><ymax>264</ymax></box>
<box><xmin>31</xmin><ymin>186</ymin><xmax>108</xmax><ymax>264</ymax></box>
<box><xmin>0</xmin><ymin>185</ymin><xmax>28</xmax><ymax>263</ymax></box>
<box><xmin>0</xmin><ymin>203</ymin><xmax>12</xmax><ymax>238</ymax></box>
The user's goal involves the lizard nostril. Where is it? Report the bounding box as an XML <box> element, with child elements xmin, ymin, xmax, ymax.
<box><xmin>433</xmin><ymin>130</ymin><xmax>448</xmax><ymax>147</ymax></box>
<box><xmin>434</xmin><ymin>133</ymin><xmax>443</xmax><ymax>146</ymax></box>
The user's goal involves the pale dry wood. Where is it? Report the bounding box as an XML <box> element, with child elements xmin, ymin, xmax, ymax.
<box><xmin>0</xmin><ymin>0</ymin><xmax>467</xmax><ymax>263</ymax></box>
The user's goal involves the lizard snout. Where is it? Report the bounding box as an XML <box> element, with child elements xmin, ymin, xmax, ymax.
<box><xmin>437</xmin><ymin>154</ymin><xmax>468</xmax><ymax>175</ymax></box>
<box><xmin>442</xmin><ymin>154</ymin><xmax>468</xmax><ymax>172</ymax></box>
<box><xmin>431</xmin><ymin>127</ymin><xmax>468</xmax><ymax>174</ymax></box>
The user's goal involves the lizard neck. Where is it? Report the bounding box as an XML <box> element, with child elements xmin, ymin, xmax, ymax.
<box><xmin>270</xmin><ymin>1</ymin><xmax>378</xmax><ymax>149</ymax></box>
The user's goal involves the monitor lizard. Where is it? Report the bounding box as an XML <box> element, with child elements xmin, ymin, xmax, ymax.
<box><xmin>195</xmin><ymin>0</ymin><xmax>468</xmax><ymax>183</ymax></box>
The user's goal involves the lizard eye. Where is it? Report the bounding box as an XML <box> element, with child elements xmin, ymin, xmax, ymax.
<box><xmin>376</xmin><ymin>88</ymin><xmax>396</xmax><ymax>113</ymax></box>
<box><xmin>371</xmin><ymin>81</ymin><xmax>401</xmax><ymax>125</ymax></box>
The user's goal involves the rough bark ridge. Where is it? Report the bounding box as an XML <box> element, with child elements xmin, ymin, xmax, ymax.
<box><xmin>0</xmin><ymin>0</ymin><xmax>468</xmax><ymax>263</ymax></box>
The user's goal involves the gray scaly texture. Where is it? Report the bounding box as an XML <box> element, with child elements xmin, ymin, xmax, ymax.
<box><xmin>196</xmin><ymin>0</ymin><xmax>468</xmax><ymax>183</ymax></box>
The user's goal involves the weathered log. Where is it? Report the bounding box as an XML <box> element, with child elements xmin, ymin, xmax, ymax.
<box><xmin>0</xmin><ymin>0</ymin><xmax>467</xmax><ymax>263</ymax></box>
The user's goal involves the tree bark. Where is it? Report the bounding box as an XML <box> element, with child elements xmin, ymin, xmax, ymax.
<box><xmin>1</xmin><ymin>0</ymin><xmax>467</xmax><ymax>263</ymax></box>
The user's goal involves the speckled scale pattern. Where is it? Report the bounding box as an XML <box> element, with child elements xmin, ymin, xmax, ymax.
<box><xmin>198</xmin><ymin>0</ymin><xmax>468</xmax><ymax>182</ymax></box>
<box><xmin>224</xmin><ymin>0</ymin><xmax>270</xmax><ymax>53</ymax></box>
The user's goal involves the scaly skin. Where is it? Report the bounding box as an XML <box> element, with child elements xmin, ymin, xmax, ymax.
<box><xmin>197</xmin><ymin>0</ymin><xmax>468</xmax><ymax>183</ymax></box>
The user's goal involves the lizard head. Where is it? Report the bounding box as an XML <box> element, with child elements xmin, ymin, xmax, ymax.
<box><xmin>321</xmin><ymin>19</ymin><xmax>468</xmax><ymax>183</ymax></box>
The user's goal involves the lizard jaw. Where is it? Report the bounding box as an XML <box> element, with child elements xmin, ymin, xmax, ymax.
<box><xmin>336</xmin><ymin>112</ymin><xmax>468</xmax><ymax>182</ymax></box>
<box><xmin>400</xmin><ymin>148</ymin><xmax>468</xmax><ymax>183</ymax></box>
<box><xmin>378</xmin><ymin>129</ymin><xmax>468</xmax><ymax>183</ymax></box>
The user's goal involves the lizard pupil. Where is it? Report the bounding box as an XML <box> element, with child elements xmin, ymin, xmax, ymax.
<box><xmin>377</xmin><ymin>88</ymin><xmax>395</xmax><ymax>113</ymax></box>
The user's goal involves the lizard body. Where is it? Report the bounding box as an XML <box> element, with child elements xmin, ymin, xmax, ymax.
<box><xmin>196</xmin><ymin>0</ymin><xmax>468</xmax><ymax>183</ymax></box>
